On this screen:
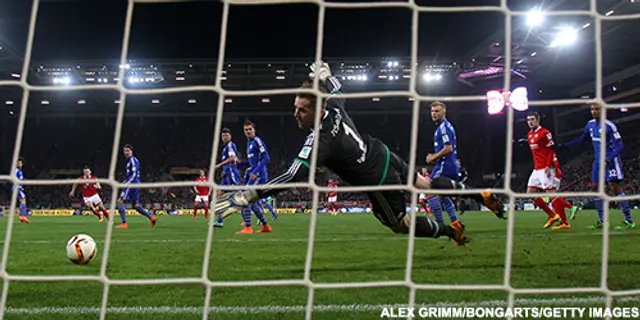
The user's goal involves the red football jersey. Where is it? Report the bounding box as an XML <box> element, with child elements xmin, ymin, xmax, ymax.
<box><xmin>195</xmin><ymin>176</ymin><xmax>210</xmax><ymax>196</ymax></box>
<box><xmin>327</xmin><ymin>180</ymin><xmax>338</xmax><ymax>197</ymax></box>
<box><xmin>79</xmin><ymin>175</ymin><xmax>99</xmax><ymax>197</ymax></box>
<box><xmin>528</xmin><ymin>126</ymin><xmax>555</xmax><ymax>170</ymax></box>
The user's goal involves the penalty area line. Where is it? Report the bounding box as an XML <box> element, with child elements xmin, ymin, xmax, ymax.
<box><xmin>4</xmin><ymin>296</ymin><xmax>640</xmax><ymax>315</ymax></box>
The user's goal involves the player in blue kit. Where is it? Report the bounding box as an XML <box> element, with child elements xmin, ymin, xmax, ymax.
<box><xmin>14</xmin><ymin>157</ymin><xmax>31</xmax><ymax>224</ymax></box>
<box><xmin>116</xmin><ymin>144</ymin><xmax>157</xmax><ymax>229</ymax></box>
<box><xmin>425</xmin><ymin>101</ymin><xmax>461</xmax><ymax>225</ymax></box>
<box><xmin>562</xmin><ymin>104</ymin><xmax>634</xmax><ymax>229</ymax></box>
<box><xmin>213</xmin><ymin>128</ymin><xmax>242</xmax><ymax>227</ymax></box>
<box><xmin>236</xmin><ymin>121</ymin><xmax>274</xmax><ymax>234</ymax></box>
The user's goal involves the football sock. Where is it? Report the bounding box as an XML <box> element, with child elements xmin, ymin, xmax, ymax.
<box><xmin>91</xmin><ymin>209</ymin><xmax>101</xmax><ymax>217</ymax></box>
<box><xmin>441</xmin><ymin>196</ymin><xmax>458</xmax><ymax>223</ymax></box>
<box><xmin>263</xmin><ymin>201</ymin><xmax>277</xmax><ymax>218</ymax></box>
<box><xmin>118</xmin><ymin>203</ymin><xmax>127</xmax><ymax>223</ymax></box>
<box><xmin>241</xmin><ymin>207</ymin><xmax>252</xmax><ymax>227</ymax></box>
<box><xmin>551</xmin><ymin>198</ymin><xmax>568</xmax><ymax>224</ymax></box>
<box><xmin>414</xmin><ymin>216</ymin><xmax>447</xmax><ymax>238</ymax></box>
<box><xmin>427</xmin><ymin>196</ymin><xmax>444</xmax><ymax>223</ymax></box>
<box><xmin>135</xmin><ymin>205</ymin><xmax>152</xmax><ymax>219</ymax></box>
<box><xmin>616</xmin><ymin>192</ymin><xmax>633</xmax><ymax>223</ymax></box>
<box><xmin>192</xmin><ymin>203</ymin><xmax>199</xmax><ymax>216</ymax></box>
<box><xmin>204</xmin><ymin>205</ymin><xmax>209</xmax><ymax>218</ymax></box>
<box><xmin>250</xmin><ymin>202</ymin><xmax>268</xmax><ymax>225</ymax></box>
<box><xmin>534</xmin><ymin>197</ymin><xmax>556</xmax><ymax>218</ymax></box>
<box><xmin>19</xmin><ymin>203</ymin><xmax>26</xmax><ymax>216</ymax></box>
<box><xmin>594</xmin><ymin>198</ymin><xmax>604</xmax><ymax>223</ymax></box>
<box><xmin>556</xmin><ymin>197</ymin><xmax>573</xmax><ymax>209</ymax></box>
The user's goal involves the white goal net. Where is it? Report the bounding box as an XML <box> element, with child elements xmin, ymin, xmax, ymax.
<box><xmin>1</xmin><ymin>0</ymin><xmax>639</xmax><ymax>320</ymax></box>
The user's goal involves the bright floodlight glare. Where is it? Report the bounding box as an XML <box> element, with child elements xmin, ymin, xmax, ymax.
<box><xmin>550</xmin><ymin>27</ymin><xmax>578</xmax><ymax>48</ymax></box>
<box><xmin>423</xmin><ymin>73</ymin><xmax>442</xmax><ymax>82</ymax></box>
<box><xmin>526</xmin><ymin>8</ymin><xmax>544</xmax><ymax>27</ymax></box>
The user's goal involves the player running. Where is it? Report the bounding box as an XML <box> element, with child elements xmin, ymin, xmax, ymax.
<box><xmin>14</xmin><ymin>157</ymin><xmax>30</xmax><ymax>224</ymax></box>
<box><xmin>115</xmin><ymin>144</ymin><xmax>157</xmax><ymax>229</ymax></box>
<box><xmin>525</xmin><ymin>112</ymin><xmax>570</xmax><ymax>230</ymax></box>
<box><xmin>236</xmin><ymin>120</ymin><xmax>273</xmax><ymax>234</ymax></box>
<box><xmin>193</xmin><ymin>169</ymin><xmax>211</xmax><ymax>220</ymax></box>
<box><xmin>214</xmin><ymin>62</ymin><xmax>506</xmax><ymax>246</ymax></box>
<box><xmin>425</xmin><ymin>101</ymin><xmax>461</xmax><ymax>225</ymax></box>
<box><xmin>561</xmin><ymin>104</ymin><xmax>634</xmax><ymax>229</ymax></box>
<box><xmin>69</xmin><ymin>166</ymin><xmax>110</xmax><ymax>223</ymax></box>
<box><xmin>327</xmin><ymin>178</ymin><xmax>339</xmax><ymax>214</ymax></box>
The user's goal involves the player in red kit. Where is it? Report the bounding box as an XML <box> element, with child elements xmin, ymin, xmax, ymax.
<box><xmin>327</xmin><ymin>178</ymin><xmax>339</xmax><ymax>214</ymax></box>
<box><xmin>525</xmin><ymin>112</ymin><xmax>570</xmax><ymax>230</ymax></box>
<box><xmin>69</xmin><ymin>166</ymin><xmax>110</xmax><ymax>223</ymax></box>
<box><xmin>193</xmin><ymin>169</ymin><xmax>211</xmax><ymax>220</ymax></box>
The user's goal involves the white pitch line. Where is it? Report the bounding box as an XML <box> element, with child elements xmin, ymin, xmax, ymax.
<box><xmin>4</xmin><ymin>296</ymin><xmax>640</xmax><ymax>315</ymax></box>
<box><xmin>0</xmin><ymin>231</ymin><xmax>634</xmax><ymax>245</ymax></box>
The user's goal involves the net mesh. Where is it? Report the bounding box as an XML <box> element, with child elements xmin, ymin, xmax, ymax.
<box><xmin>1</xmin><ymin>0</ymin><xmax>640</xmax><ymax>319</ymax></box>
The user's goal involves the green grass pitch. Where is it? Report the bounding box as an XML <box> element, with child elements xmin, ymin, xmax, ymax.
<box><xmin>0</xmin><ymin>210</ymin><xmax>638</xmax><ymax>319</ymax></box>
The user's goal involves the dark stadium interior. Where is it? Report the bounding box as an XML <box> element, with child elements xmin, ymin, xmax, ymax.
<box><xmin>1</xmin><ymin>0</ymin><xmax>640</xmax><ymax>209</ymax></box>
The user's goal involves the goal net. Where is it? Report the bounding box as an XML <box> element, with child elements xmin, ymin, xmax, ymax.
<box><xmin>0</xmin><ymin>0</ymin><xmax>639</xmax><ymax>319</ymax></box>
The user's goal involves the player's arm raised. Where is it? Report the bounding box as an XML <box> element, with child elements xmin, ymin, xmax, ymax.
<box><xmin>309</xmin><ymin>62</ymin><xmax>345</xmax><ymax>110</ymax></box>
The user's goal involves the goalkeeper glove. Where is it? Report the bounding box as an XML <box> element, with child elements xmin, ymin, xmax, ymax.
<box><xmin>309</xmin><ymin>61</ymin><xmax>332</xmax><ymax>82</ymax></box>
<box><xmin>214</xmin><ymin>190</ymin><xmax>259</xmax><ymax>218</ymax></box>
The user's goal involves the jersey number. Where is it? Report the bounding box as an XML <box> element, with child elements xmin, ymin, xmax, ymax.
<box><xmin>342</xmin><ymin>122</ymin><xmax>367</xmax><ymax>163</ymax></box>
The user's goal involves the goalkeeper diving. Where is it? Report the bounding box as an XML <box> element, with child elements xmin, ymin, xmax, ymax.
<box><xmin>215</xmin><ymin>62</ymin><xmax>504</xmax><ymax>245</ymax></box>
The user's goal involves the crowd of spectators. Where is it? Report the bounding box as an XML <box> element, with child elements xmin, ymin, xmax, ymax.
<box><xmin>1</xmin><ymin>114</ymin><xmax>639</xmax><ymax>210</ymax></box>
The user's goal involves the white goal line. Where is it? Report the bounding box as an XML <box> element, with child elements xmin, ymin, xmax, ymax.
<box><xmin>0</xmin><ymin>231</ymin><xmax>632</xmax><ymax>245</ymax></box>
<box><xmin>4</xmin><ymin>296</ymin><xmax>640</xmax><ymax>316</ymax></box>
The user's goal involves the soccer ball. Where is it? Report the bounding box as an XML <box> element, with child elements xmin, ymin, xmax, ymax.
<box><xmin>66</xmin><ymin>234</ymin><xmax>98</xmax><ymax>265</ymax></box>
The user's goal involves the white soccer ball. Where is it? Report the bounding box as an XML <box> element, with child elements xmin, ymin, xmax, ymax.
<box><xmin>66</xmin><ymin>234</ymin><xmax>98</xmax><ymax>265</ymax></box>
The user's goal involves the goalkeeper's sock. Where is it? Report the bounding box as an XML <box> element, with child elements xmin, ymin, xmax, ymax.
<box><xmin>616</xmin><ymin>192</ymin><xmax>633</xmax><ymax>223</ymax></box>
<box><xmin>118</xmin><ymin>203</ymin><xmax>127</xmax><ymax>223</ymax></box>
<box><xmin>594</xmin><ymin>198</ymin><xmax>604</xmax><ymax>223</ymax></box>
<box><xmin>414</xmin><ymin>216</ymin><xmax>446</xmax><ymax>238</ymax></box>
<box><xmin>135</xmin><ymin>205</ymin><xmax>152</xmax><ymax>219</ymax></box>
<box><xmin>241</xmin><ymin>207</ymin><xmax>252</xmax><ymax>227</ymax></box>
<box><xmin>441</xmin><ymin>196</ymin><xmax>458</xmax><ymax>223</ymax></box>
<box><xmin>19</xmin><ymin>203</ymin><xmax>26</xmax><ymax>216</ymax></box>
<box><xmin>534</xmin><ymin>197</ymin><xmax>556</xmax><ymax>218</ymax></box>
<box><xmin>427</xmin><ymin>196</ymin><xmax>444</xmax><ymax>223</ymax></box>
<box><xmin>551</xmin><ymin>198</ymin><xmax>568</xmax><ymax>224</ymax></box>
<box><xmin>250</xmin><ymin>202</ymin><xmax>268</xmax><ymax>226</ymax></box>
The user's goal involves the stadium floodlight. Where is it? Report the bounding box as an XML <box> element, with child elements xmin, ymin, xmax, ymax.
<box><xmin>41</xmin><ymin>100</ymin><xmax>49</xmax><ymax>105</ymax></box>
<box><xmin>151</xmin><ymin>99</ymin><xmax>160</xmax><ymax>104</ymax></box>
<box><xmin>11</xmin><ymin>73</ymin><xmax>20</xmax><ymax>78</ymax></box>
<box><xmin>53</xmin><ymin>77</ymin><xmax>70</xmax><ymax>85</ymax></box>
<box><xmin>224</xmin><ymin>98</ymin><xmax>232</xmax><ymax>103</ymax></box>
<box><xmin>188</xmin><ymin>99</ymin><xmax>196</xmax><ymax>104</ymax></box>
<box><xmin>550</xmin><ymin>27</ymin><xmax>578</xmax><ymax>48</ymax></box>
<box><xmin>5</xmin><ymin>101</ymin><xmax>14</xmax><ymax>105</ymax></box>
<box><xmin>261</xmin><ymin>98</ymin><xmax>270</xmax><ymax>103</ymax></box>
<box><xmin>77</xmin><ymin>100</ymin><xmax>86</xmax><ymax>105</ymax></box>
<box><xmin>422</xmin><ymin>73</ymin><xmax>442</xmax><ymax>82</ymax></box>
<box><xmin>526</xmin><ymin>8</ymin><xmax>544</xmax><ymax>27</ymax></box>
